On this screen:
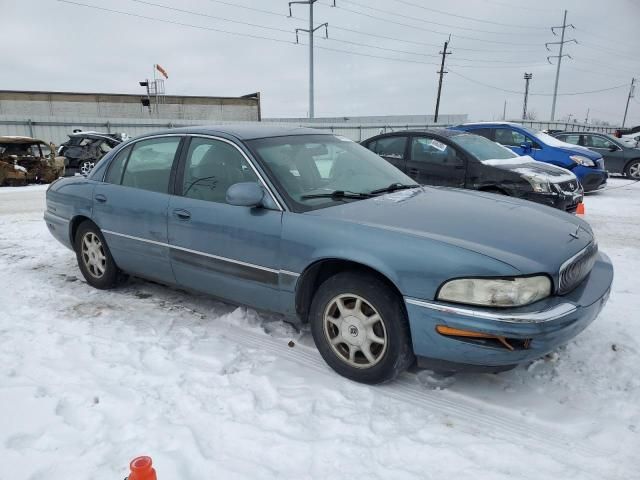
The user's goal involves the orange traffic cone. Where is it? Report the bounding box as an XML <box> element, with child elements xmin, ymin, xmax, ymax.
<box><xmin>127</xmin><ymin>456</ymin><xmax>157</xmax><ymax>480</ymax></box>
<box><xmin>576</xmin><ymin>202</ymin><xmax>585</xmax><ymax>217</ymax></box>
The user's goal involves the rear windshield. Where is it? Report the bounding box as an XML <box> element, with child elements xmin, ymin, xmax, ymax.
<box><xmin>450</xmin><ymin>134</ymin><xmax>517</xmax><ymax>161</ymax></box>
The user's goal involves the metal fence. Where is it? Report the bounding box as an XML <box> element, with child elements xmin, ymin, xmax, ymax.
<box><xmin>0</xmin><ymin>114</ymin><xmax>621</xmax><ymax>145</ymax></box>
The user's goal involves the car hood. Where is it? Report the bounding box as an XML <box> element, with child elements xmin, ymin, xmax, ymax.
<box><xmin>481</xmin><ymin>155</ymin><xmax>576</xmax><ymax>183</ymax></box>
<box><xmin>306</xmin><ymin>187</ymin><xmax>593</xmax><ymax>273</ymax></box>
<box><xmin>544</xmin><ymin>140</ymin><xmax>603</xmax><ymax>160</ymax></box>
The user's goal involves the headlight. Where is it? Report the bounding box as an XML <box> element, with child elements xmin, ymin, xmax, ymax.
<box><xmin>569</xmin><ymin>155</ymin><xmax>595</xmax><ymax>167</ymax></box>
<box><xmin>437</xmin><ymin>276</ymin><xmax>552</xmax><ymax>307</ymax></box>
<box><xmin>523</xmin><ymin>174</ymin><xmax>552</xmax><ymax>193</ymax></box>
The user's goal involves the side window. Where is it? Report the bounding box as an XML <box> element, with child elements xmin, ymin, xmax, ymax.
<box><xmin>99</xmin><ymin>142</ymin><xmax>113</xmax><ymax>154</ymax></box>
<box><xmin>182</xmin><ymin>137</ymin><xmax>258</xmax><ymax>204</ymax></box>
<box><xmin>411</xmin><ymin>137</ymin><xmax>462</xmax><ymax>166</ymax></box>
<box><xmin>584</xmin><ymin>135</ymin><xmax>612</xmax><ymax>148</ymax></box>
<box><xmin>495</xmin><ymin>128</ymin><xmax>526</xmax><ymax>146</ymax></box>
<box><xmin>470</xmin><ymin>128</ymin><xmax>494</xmax><ymax>141</ymax></box>
<box><xmin>372</xmin><ymin>136</ymin><xmax>407</xmax><ymax>159</ymax></box>
<box><xmin>559</xmin><ymin>134</ymin><xmax>581</xmax><ymax>145</ymax></box>
<box><xmin>104</xmin><ymin>145</ymin><xmax>132</xmax><ymax>184</ymax></box>
<box><xmin>121</xmin><ymin>137</ymin><xmax>181</xmax><ymax>194</ymax></box>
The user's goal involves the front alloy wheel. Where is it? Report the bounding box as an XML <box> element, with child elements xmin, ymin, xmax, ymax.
<box><xmin>323</xmin><ymin>294</ymin><xmax>387</xmax><ymax>368</ymax></box>
<box><xmin>310</xmin><ymin>271</ymin><xmax>414</xmax><ymax>384</ymax></box>
<box><xmin>626</xmin><ymin>160</ymin><xmax>640</xmax><ymax>179</ymax></box>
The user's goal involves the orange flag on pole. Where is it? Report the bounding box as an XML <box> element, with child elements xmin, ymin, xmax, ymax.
<box><xmin>155</xmin><ymin>64</ymin><xmax>168</xmax><ymax>79</ymax></box>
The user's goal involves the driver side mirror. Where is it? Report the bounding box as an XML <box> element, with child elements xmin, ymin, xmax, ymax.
<box><xmin>226</xmin><ymin>182</ymin><xmax>265</xmax><ymax>207</ymax></box>
<box><xmin>609</xmin><ymin>144</ymin><xmax>619</xmax><ymax>152</ymax></box>
<box><xmin>520</xmin><ymin>141</ymin><xmax>533</xmax><ymax>151</ymax></box>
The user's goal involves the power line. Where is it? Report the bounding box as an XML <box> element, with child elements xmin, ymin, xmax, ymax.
<box><xmin>337</xmin><ymin>0</ymin><xmax>540</xmax><ymax>36</ymax></box>
<box><xmin>392</xmin><ymin>0</ymin><xmax>548</xmax><ymax>29</ymax></box>
<box><xmin>321</xmin><ymin>1</ymin><xmax>542</xmax><ymax>46</ymax></box>
<box><xmin>448</xmin><ymin>69</ymin><xmax>629</xmax><ymax>96</ymax></box>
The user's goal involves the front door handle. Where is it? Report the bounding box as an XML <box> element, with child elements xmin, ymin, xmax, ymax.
<box><xmin>95</xmin><ymin>194</ymin><xmax>107</xmax><ymax>203</ymax></box>
<box><xmin>173</xmin><ymin>208</ymin><xmax>191</xmax><ymax>220</ymax></box>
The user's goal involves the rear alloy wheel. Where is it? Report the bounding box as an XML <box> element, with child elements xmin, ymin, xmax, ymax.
<box><xmin>625</xmin><ymin>160</ymin><xmax>640</xmax><ymax>179</ymax></box>
<box><xmin>74</xmin><ymin>222</ymin><xmax>120</xmax><ymax>289</ymax></box>
<box><xmin>310</xmin><ymin>272</ymin><xmax>414</xmax><ymax>384</ymax></box>
<box><xmin>80</xmin><ymin>160</ymin><xmax>95</xmax><ymax>176</ymax></box>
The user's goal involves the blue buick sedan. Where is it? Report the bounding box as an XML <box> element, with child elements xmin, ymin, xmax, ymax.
<box><xmin>45</xmin><ymin>125</ymin><xmax>613</xmax><ymax>384</ymax></box>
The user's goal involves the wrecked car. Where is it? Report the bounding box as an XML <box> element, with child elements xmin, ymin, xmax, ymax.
<box><xmin>59</xmin><ymin>132</ymin><xmax>126</xmax><ymax>176</ymax></box>
<box><xmin>0</xmin><ymin>136</ymin><xmax>65</xmax><ymax>186</ymax></box>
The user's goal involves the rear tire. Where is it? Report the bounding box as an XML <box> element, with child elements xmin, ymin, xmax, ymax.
<box><xmin>74</xmin><ymin>221</ymin><xmax>120</xmax><ymax>289</ymax></box>
<box><xmin>309</xmin><ymin>271</ymin><xmax>414</xmax><ymax>384</ymax></box>
<box><xmin>625</xmin><ymin>159</ymin><xmax>640</xmax><ymax>179</ymax></box>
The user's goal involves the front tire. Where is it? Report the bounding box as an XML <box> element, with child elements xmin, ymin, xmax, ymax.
<box><xmin>309</xmin><ymin>272</ymin><xmax>414</xmax><ymax>384</ymax></box>
<box><xmin>625</xmin><ymin>159</ymin><xmax>640</xmax><ymax>179</ymax></box>
<box><xmin>74</xmin><ymin>222</ymin><xmax>120</xmax><ymax>289</ymax></box>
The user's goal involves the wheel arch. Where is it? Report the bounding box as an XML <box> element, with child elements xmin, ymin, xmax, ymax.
<box><xmin>623</xmin><ymin>157</ymin><xmax>640</xmax><ymax>176</ymax></box>
<box><xmin>68</xmin><ymin>215</ymin><xmax>95</xmax><ymax>245</ymax></box>
<box><xmin>294</xmin><ymin>257</ymin><xmax>406</xmax><ymax>323</ymax></box>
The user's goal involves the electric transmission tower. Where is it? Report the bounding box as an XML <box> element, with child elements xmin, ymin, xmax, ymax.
<box><xmin>289</xmin><ymin>0</ymin><xmax>330</xmax><ymax>119</ymax></box>
<box><xmin>522</xmin><ymin>73</ymin><xmax>533</xmax><ymax>120</ymax></box>
<box><xmin>434</xmin><ymin>35</ymin><xmax>452</xmax><ymax>123</ymax></box>
<box><xmin>546</xmin><ymin>10</ymin><xmax>577</xmax><ymax>122</ymax></box>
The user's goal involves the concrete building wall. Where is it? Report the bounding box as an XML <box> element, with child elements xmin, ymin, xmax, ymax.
<box><xmin>0</xmin><ymin>90</ymin><xmax>260</xmax><ymax>121</ymax></box>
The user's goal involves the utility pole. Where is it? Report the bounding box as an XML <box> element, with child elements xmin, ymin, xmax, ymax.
<box><xmin>546</xmin><ymin>10</ymin><xmax>576</xmax><ymax>121</ymax></box>
<box><xmin>622</xmin><ymin>77</ymin><xmax>636</xmax><ymax>128</ymax></box>
<box><xmin>502</xmin><ymin>100</ymin><xmax>507</xmax><ymax>120</ymax></box>
<box><xmin>522</xmin><ymin>73</ymin><xmax>533</xmax><ymax>120</ymax></box>
<box><xmin>434</xmin><ymin>35</ymin><xmax>452</xmax><ymax>123</ymax></box>
<box><xmin>289</xmin><ymin>0</ymin><xmax>329</xmax><ymax>119</ymax></box>
<box><xmin>584</xmin><ymin>108</ymin><xmax>590</xmax><ymax>124</ymax></box>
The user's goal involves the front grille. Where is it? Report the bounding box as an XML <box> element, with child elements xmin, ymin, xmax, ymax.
<box><xmin>556</xmin><ymin>179</ymin><xmax>581</xmax><ymax>194</ymax></box>
<box><xmin>558</xmin><ymin>242</ymin><xmax>598</xmax><ymax>294</ymax></box>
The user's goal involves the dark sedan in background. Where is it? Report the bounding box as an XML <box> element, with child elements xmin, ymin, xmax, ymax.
<box><xmin>553</xmin><ymin>132</ymin><xmax>640</xmax><ymax>179</ymax></box>
<box><xmin>362</xmin><ymin>129</ymin><xmax>583</xmax><ymax>212</ymax></box>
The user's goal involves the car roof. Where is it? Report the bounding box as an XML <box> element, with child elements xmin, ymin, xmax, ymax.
<box><xmin>0</xmin><ymin>136</ymin><xmax>45</xmax><ymax>144</ymax></box>
<box><xmin>144</xmin><ymin>124</ymin><xmax>333</xmax><ymax>141</ymax></box>
<box><xmin>459</xmin><ymin>121</ymin><xmax>524</xmax><ymax>127</ymax></box>
<box><xmin>370</xmin><ymin>128</ymin><xmax>465</xmax><ymax>139</ymax></box>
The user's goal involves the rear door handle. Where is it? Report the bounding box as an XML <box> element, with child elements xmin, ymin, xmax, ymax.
<box><xmin>173</xmin><ymin>209</ymin><xmax>191</xmax><ymax>220</ymax></box>
<box><xmin>95</xmin><ymin>194</ymin><xmax>107</xmax><ymax>203</ymax></box>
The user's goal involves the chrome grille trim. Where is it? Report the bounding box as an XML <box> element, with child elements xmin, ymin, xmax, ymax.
<box><xmin>558</xmin><ymin>242</ymin><xmax>598</xmax><ymax>294</ymax></box>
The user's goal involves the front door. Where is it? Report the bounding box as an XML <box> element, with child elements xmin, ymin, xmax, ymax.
<box><xmin>582</xmin><ymin>134</ymin><xmax>626</xmax><ymax>173</ymax></box>
<box><xmin>405</xmin><ymin>135</ymin><xmax>466</xmax><ymax>187</ymax></box>
<box><xmin>92</xmin><ymin>136</ymin><xmax>182</xmax><ymax>285</ymax></box>
<box><xmin>168</xmin><ymin>136</ymin><xmax>283</xmax><ymax>312</ymax></box>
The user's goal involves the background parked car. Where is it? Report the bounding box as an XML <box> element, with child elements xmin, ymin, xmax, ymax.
<box><xmin>452</xmin><ymin>122</ymin><xmax>608</xmax><ymax>192</ymax></box>
<box><xmin>59</xmin><ymin>131</ymin><xmax>126</xmax><ymax>176</ymax></box>
<box><xmin>0</xmin><ymin>136</ymin><xmax>64</xmax><ymax>186</ymax></box>
<box><xmin>362</xmin><ymin>129</ymin><xmax>583</xmax><ymax>212</ymax></box>
<box><xmin>552</xmin><ymin>132</ymin><xmax>640</xmax><ymax>179</ymax></box>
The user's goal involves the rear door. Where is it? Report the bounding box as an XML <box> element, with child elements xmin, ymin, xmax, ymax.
<box><xmin>405</xmin><ymin>135</ymin><xmax>466</xmax><ymax>187</ymax></box>
<box><xmin>168</xmin><ymin>135</ymin><xmax>283</xmax><ymax>312</ymax></box>
<box><xmin>92</xmin><ymin>135</ymin><xmax>183</xmax><ymax>284</ymax></box>
<box><xmin>365</xmin><ymin>135</ymin><xmax>409</xmax><ymax>171</ymax></box>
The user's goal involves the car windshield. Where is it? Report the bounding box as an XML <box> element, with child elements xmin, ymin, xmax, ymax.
<box><xmin>450</xmin><ymin>134</ymin><xmax>517</xmax><ymax>161</ymax></box>
<box><xmin>248</xmin><ymin>134</ymin><xmax>417</xmax><ymax>211</ymax></box>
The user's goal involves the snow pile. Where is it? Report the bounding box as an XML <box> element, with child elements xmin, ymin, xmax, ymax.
<box><xmin>0</xmin><ymin>181</ymin><xmax>638</xmax><ymax>479</ymax></box>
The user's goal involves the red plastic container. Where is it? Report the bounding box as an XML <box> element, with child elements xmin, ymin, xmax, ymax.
<box><xmin>127</xmin><ymin>456</ymin><xmax>157</xmax><ymax>480</ymax></box>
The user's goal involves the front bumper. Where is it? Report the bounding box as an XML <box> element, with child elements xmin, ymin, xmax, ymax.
<box><xmin>573</xmin><ymin>165</ymin><xmax>608</xmax><ymax>192</ymax></box>
<box><xmin>404</xmin><ymin>252</ymin><xmax>613</xmax><ymax>372</ymax></box>
<box><xmin>523</xmin><ymin>189</ymin><xmax>583</xmax><ymax>213</ymax></box>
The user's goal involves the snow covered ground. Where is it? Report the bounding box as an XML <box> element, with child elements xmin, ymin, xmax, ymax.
<box><xmin>1</xmin><ymin>180</ymin><xmax>639</xmax><ymax>480</ymax></box>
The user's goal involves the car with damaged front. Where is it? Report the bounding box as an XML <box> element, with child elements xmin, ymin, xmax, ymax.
<box><xmin>44</xmin><ymin>125</ymin><xmax>613</xmax><ymax>384</ymax></box>
<box><xmin>362</xmin><ymin>129</ymin><xmax>583</xmax><ymax>212</ymax></box>
<box><xmin>59</xmin><ymin>131</ymin><xmax>126</xmax><ymax>176</ymax></box>
<box><xmin>0</xmin><ymin>136</ymin><xmax>65</xmax><ymax>186</ymax></box>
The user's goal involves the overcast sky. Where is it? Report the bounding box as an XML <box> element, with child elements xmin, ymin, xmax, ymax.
<box><xmin>2</xmin><ymin>0</ymin><xmax>639</xmax><ymax>125</ymax></box>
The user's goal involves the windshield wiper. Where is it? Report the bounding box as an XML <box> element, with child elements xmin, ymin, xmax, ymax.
<box><xmin>369</xmin><ymin>183</ymin><xmax>420</xmax><ymax>195</ymax></box>
<box><xmin>300</xmin><ymin>190</ymin><xmax>373</xmax><ymax>200</ymax></box>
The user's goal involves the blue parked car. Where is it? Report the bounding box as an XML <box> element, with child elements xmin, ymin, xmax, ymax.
<box><xmin>451</xmin><ymin>122</ymin><xmax>608</xmax><ymax>192</ymax></box>
<box><xmin>44</xmin><ymin>125</ymin><xmax>613</xmax><ymax>384</ymax></box>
